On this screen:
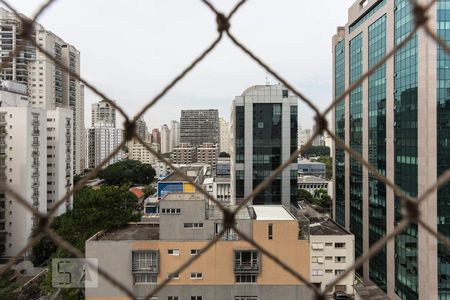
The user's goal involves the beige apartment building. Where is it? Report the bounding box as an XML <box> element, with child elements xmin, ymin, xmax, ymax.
<box><xmin>86</xmin><ymin>193</ymin><xmax>313</xmax><ymax>300</ymax></box>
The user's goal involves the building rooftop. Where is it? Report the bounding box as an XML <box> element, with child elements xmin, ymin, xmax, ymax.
<box><xmin>160</xmin><ymin>166</ymin><xmax>203</xmax><ymax>182</ymax></box>
<box><xmin>309</xmin><ymin>218</ymin><xmax>351</xmax><ymax>236</ymax></box>
<box><xmin>161</xmin><ymin>192</ymin><xmax>205</xmax><ymax>201</ymax></box>
<box><xmin>297</xmin><ymin>175</ymin><xmax>329</xmax><ymax>183</ymax></box>
<box><xmin>353</xmin><ymin>279</ymin><xmax>390</xmax><ymax>300</ymax></box>
<box><xmin>207</xmin><ymin>205</ymin><xmax>255</xmax><ymax>220</ymax></box>
<box><xmin>129</xmin><ymin>187</ymin><xmax>144</xmax><ymax>199</ymax></box>
<box><xmin>298</xmin><ymin>159</ymin><xmax>326</xmax><ymax>166</ymax></box>
<box><xmin>91</xmin><ymin>223</ymin><xmax>159</xmax><ymax>241</ymax></box>
<box><xmin>253</xmin><ymin>206</ymin><xmax>296</xmax><ymax>221</ymax></box>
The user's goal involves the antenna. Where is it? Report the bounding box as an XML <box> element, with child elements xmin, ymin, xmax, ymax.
<box><xmin>265</xmin><ymin>71</ymin><xmax>270</xmax><ymax>86</ymax></box>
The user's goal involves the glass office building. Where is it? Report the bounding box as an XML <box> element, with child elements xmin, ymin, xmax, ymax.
<box><xmin>332</xmin><ymin>0</ymin><xmax>450</xmax><ymax>298</ymax></box>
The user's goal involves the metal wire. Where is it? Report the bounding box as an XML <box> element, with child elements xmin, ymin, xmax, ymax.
<box><xmin>0</xmin><ymin>0</ymin><xmax>448</xmax><ymax>299</ymax></box>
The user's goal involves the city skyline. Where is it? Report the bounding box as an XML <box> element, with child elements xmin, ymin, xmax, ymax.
<box><xmin>9</xmin><ymin>0</ymin><xmax>354</xmax><ymax>130</ymax></box>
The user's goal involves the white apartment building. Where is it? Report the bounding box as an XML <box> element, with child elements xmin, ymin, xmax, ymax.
<box><xmin>169</xmin><ymin>120</ymin><xmax>180</xmax><ymax>152</ymax></box>
<box><xmin>0</xmin><ymin>8</ymin><xmax>85</xmax><ymax>175</ymax></box>
<box><xmin>197</xmin><ymin>142</ymin><xmax>219</xmax><ymax>171</ymax></box>
<box><xmin>91</xmin><ymin>99</ymin><xmax>116</xmax><ymax>127</ymax></box>
<box><xmin>86</xmin><ymin>123</ymin><xmax>123</xmax><ymax>169</ymax></box>
<box><xmin>129</xmin><ymin>142</ymin><xmax>159</xmax><ymax>165</ymax></box>
<box><xmin>160</xmin><ymin>124</ymin><xmax>170</xmax><ymax>154</ymax></box>
<box><xmin>309</xmin><ymin>219</ymin><xmax>355</xmax><ymax>295</ymax></box>
<box><xmin>219</xmin><ymin>117</ymin><xmax>230</xmax><ymax>154</ymax></box>
<box><xmin>46</xmin><ymin>108</ymin><xmax>73</xmax><ymax>215</ymax></box>
<box><xmin>0</xmin><ymin>106</ymin><xmax>47</xmax><ymax>257</ymax></box>
<box><xmin>203</xmin><ymin>176</ymin><xmax>231</xmax><ymax>204</ymax></box>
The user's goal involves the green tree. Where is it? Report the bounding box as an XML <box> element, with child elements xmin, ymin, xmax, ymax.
<box><xmin>312</xmin><ymin>156</ymin><xmax>332</xmax><ymax>179</ymax></box>
<box><xmin>301</xmin><ymin>146</ymin><xmax>330</xmax><ymax>158</ymax></box>
<box><xmin>142</xmin><ymin>185</ymin><xmax>156</xmax><ymax>198</ymax></box>
<box><xmin>98</xmin><ymin>160</ymin><xmax>156</xmax><ymax>185</ymax></box>
<box><xmin>298</xmin><ymin>189</ymin><xmax>314</xmax><ymax>202</ymax></box>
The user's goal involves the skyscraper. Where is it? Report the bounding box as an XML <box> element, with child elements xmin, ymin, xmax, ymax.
<box><xmin>152</xmin><ymin>128</ymin><xmax>161</xmax><ymax>145</ymax></box>
<box><xmin>135</xmin><ymin>118</ymin><xmax>148</xmax><ymax>140</ymax></box>
<box><xmin>160</xmin><ymin>124</ymin><xmax>171</xmax><ymax>154</ymax></box>
<box><xmin>332</xmin><ymin>1</ymin><xmax>450</xmax><ymax>298</ymax></box>
<box><xmin>219</xmin><ymin>117</ymin><xmax>231</xmax><ymax>154</ymax></box>
<box><xmin>180</xmin><ymin>109</ymin><xmax>219</xmax><ymax>147</ymax></box>
<box><xmin>230</xmin><ymin>85</ymin><xmax>298</xmax><ymax>206</ymax></box>
<box><xmin>86</xmin><ymin>123</ymin><xmax>123</xmax><ymax>169</ymax></box>
<box><xmin>0</xmin><ymin>8</ymin><xmax>85</xmax><ymax>175</ymax></box>
<box><xmin>91</xmin><ymin>100</ymin><xmax>116</xmax><ymax>127</ymax></box>
<box><xmin>169</xmin><ymin>120</ymin><xmax>180</xmax><ymax>152</ymax></box>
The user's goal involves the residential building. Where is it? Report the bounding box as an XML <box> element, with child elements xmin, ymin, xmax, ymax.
<box><xmin>161</xmin><ymin>124</ymin><xmax>171</xmax><ymax>154</ymax></box>
<box><xmin>129</xmin><ymin>142</ymin><xmax>159</xmax><ymax>165</ymax></box>
<box><xmin>135</xmin><ymin>118</ymin><xmax>148</xmax><ymax>140</ymax></box>
<box><xmin>299</xmin><ymin>128</ymin><xmax>312</xmax><ymax>148</ymax></box>
<box><xmin>86</xmin><ymin>122</ymin><xmax>123</xmax><ymax>169</ymax></box>
<box><xmin>298</xmin><ymin>176</ymin><xmax>332</xmax><ymax>198</ymax></box>
<box><xmin>312</xmin><ymin>124</ymin><xmax>324</xmax><ymax>147</ymax></box>
<box><xmin>197</xmin><ymin>143</ymin><xmax>219</xmax><ymax>171</ymax></box>
<box><xmin>91</xmin><ymin>99</ymin><xmax>116</xmax><ymax>127</ymax></box>
<box><xmin>0</xmin><ymin>81</ymin><xmax>29</xmax><ymax>107</ymax></box>
<box><xmin>46</xmin><ymin>108</ymin><xmax>73</xmax><ymax>216</ymax></box>
<box><xmin>231</xmin><ymin>84</ymin><xmax>298</xmax><ymax>206</ymax></box>
<box><xmin>219</xmin><ymin>117</ymin><xmax>231</xmax><ymax>154</ymax></box>
<box><xmin>169</xmin><ymin>120</ymin><xmax>180</xmax><ymax>152</ymax></box>
<box><xmin>151</xmin><ymin>128</ymin><xmax>161</xmax><ymax>145</ymax></box>
<box><xmin>298</xmin><ymin>159</ymin><xmax>327</xmax><ymax>178</ymax></box>
<box><xmin>153</xmin><ymin>159</ymin><xmax>172</xmax><ymax>180</ymax></box>
<box><xmin>180</xmin><ymin>109</ymin><xmax>219</xmax><ymax>147</ymax></box>
<box><xmin>0</xmin><ymin>8</ymin><xmax>85</xmax><ymax>175</ymax></box>
<box><xmin>85</xmin><ymin>193</ymin><xmax>312</xmax><ymax>300</ymax></box>
<box><xmin>172</xmin><ymin>143</ymin><xmax>197</xmax><ymax>165</ymax></box>
<box><xmin>203</xmin><ymin>176</ymin><xmax>231</xmax><ymax>204</ymax></box>
<box><xmin>332</xmin><ymin>0</ymin><xmax>450</xmax><ymax>298</ymax></box>
<box><xmin>309</xmin><ymin>218</ymin><xmax>355</xmax><ymax>295</ymax></box>
<box><xmin>216</xmin><ymin>156</ymin><xmax>231</xmax><ymax>177</ymax></box>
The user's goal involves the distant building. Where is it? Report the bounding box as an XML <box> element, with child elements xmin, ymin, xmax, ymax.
<box><xmin>172</xmin><ymin>143</ymin><xmax>196</xmax><ymax>165</ymax></box>
<box><xmin>169</xmin><ymin>120</ymin><xmax>180</xmax><ymax>151</ymax></box>
<box><xmin>151</xmin><ymin>128</ymin><xmax>161</xmax><ymax>145</ymax></box>
<box><xmin>180</xmin><ymin>109</ymin><xmax>219</xmax><ymax>147</ymax></box>
<box><xmin>135</xmin><ymin>118</ymin><xmax>148</xmax><ymax>140</ymax></box>
<box><xmin>312</xmin><ymin>124</ymin><xmax>324</xmax><ymax>146</ymax></box>
<box><xmin>91</xmin><ymin>100</ymin><xmax>116</xmax><ymax>127</ymax></box>
<box><xmin>203</xmin><ymin>176</ymin><xmax>231</xmax><ymax>204</ymax></box>
<box><xmin>231</xmin><ymin>85</ymin><xmax>298</xmax><ymax>206</ymax></box>
<box><xmin>85</xmin><ymin>194</ymin><xmax>312</xmax><ymax>300</ymax></box>
<box><xmin>298</xmin><ymin>176</ymin><xmax>333</xmax><ymax>198</ymax></box>
<box><xmin>86</xmin><ymin>122</ymin><xmax>123</xmax><ymax>169</ymax></box>
<box><xmin>216</xmin><ymin>157</ymin><xmax>230</xmax><ymax>177</ymax></box>
<box><xmin>160</xmin><ymin>124</ymin><xmax>171</xmax><ymax>154</ymax></box>
<box><xmin>197</xmin><ymin>143</ymin><xmax>219</xmax><ymax>171</ymax></box>
<box><xmin>298</xmin><ymin>159</ymin><xmax>326</xmax><ymax>178</ymax></box>
<box><xmin>129</xmin><ymin>142</ymin><xmax>159</xmax><ymax>165</ymax></box>
<box><xmin>309</xmin><ymin>218</ymin><xmax>355</xmax><ymax>295</ymax></box>
<box><xmin>299</xmin><ymin>128</ymin><xmax>312</xmax><ymax>148</ymax></box>
<box><xmin>219</xmin><ymin>117</ymin><xmax>230</xmax><ymax>153</ymax></box>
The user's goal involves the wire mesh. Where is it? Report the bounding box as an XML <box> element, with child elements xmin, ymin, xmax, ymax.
<box><xmin>0</xmin><ymin>0</ymin><xmax>448</xmax><ymax>299</ymax></box>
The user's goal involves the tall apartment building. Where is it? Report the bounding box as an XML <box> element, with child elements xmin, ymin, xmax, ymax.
<box><xmin>86</xmin><ymin>123</ymin><xmax>123</xmax><ymax>169</ymax></box>
<box><xmin>161</xmin><ymin>124</ymin><xmax>171</xmax><ymax>154</ymax></box>
<box><xmin>298</xmin><ymin>128</ymin><xmax>312</xmax><ymax>148</ymax></box>
<box><xmin>135</xmin><ymin>118</ymin><xmax>148</xmax><ymax>140</ymax></box>
<box><xmin>0</xmin><ymin>8</ymin><xmax>85</xmax><ymax>175</ymax></box>
<box><xmin>197</xmin><ymin>143</ymin><xmax>219</xmax><ymax>171</ymax></box>
<box><xmin>169</xmin><ymin>120</ymin><xmax>180</xmax><ymax>152</ymax></box>
<box><xmin>172</xmin><ymin>143</ymin><xmax>197</xmax><ymax>165</ymax></box>
<box><xmin>230</xmin><ymin>85</ymin><xmax>298</xmax><ymax>206</ymax></box>
<box><xmin>86</xmin><ymin>193</ymin><xmax>312</xmax><ymax>300</ymax></box>
<box><xmin>91</xmin><ymin>99</ymin><xmax>116</xmax><ymax>127</ymax></box>
<box><xmin>180</xmin><ymin>109</ymin><xmax>219</xmax><ymax>147</ymax></box>
<box><xmin>219</xmin><ymin>117</ymin><xmax>231</xmax><ymax>154</ymax></box>
<box><xmin>151</xmin><ymin>128</ymin><xmax>161</xmax><ymax>145</ymax></box>
<box><xmin>332</xmin><ymin>1</ymin><xmax>450</xmax><ymax>298</ymax></box>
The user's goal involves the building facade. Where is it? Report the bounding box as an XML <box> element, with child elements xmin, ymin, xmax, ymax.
<box><xmin>85</xmin><ymin>195</ymin><xmax>312</xmax><ymax>300</ymax></box>
<box><xmin>197</xmin><ymin>143</ymin><xmax>219</xmax><ymax>171</ymax></box>
<box><xmin>136</xmin><ymin>118</ymin><xmax>148</xmax><ymax>141</ymax></box>
<box><xmin>161</xmin><ymin>124</ymin><xmax>171</xmax><ymax>154</ymax></box>
<box><xmin>91</xmin><ymin>99</ymin><xmax>116</xmax><ymax>127</ymax></box>
<box><xmin>231</xmin><ymin>85</ymin><xmax>298</xmax><ymax>206</ymax></box>
<box><xmin>169</xmin><ymin>120</ymin><xmax>180</xmax><ymax>152</ymax></box>
<box><xmin>151</xmin><ymin>128</ymin><xmax>161</xmax><ymax>145</ymax></box>
<box><xmin>86</xmin><ymin>123</ymin><xmax>123</xmax><ymax>169</ymax></box>
<box><xmin>180</xmin><ymin>109</ymin><xmax>219</xmax><ymax>147</ymax></box>
<box><xmin>173</xmin><ymin>143</ymin><xmax>197</xmax><ymax>165</ymax></box>
<box><xmin>129</xmin><ymin>142</ymin><xmax>159</xmax><ymax>165</ymax></box>
<box><xmin>332</xmin><ymin>0</ymin><xmax>450</xmax><ymax>298</ymax></box>
<box><xmin>219</xmin><ymin>117</ymin><xmax>231</xmax><ymax>154</ymax></box>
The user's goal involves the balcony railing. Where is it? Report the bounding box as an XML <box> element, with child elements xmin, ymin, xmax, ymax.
<box><xmin>131</xmin><ymin>263</ymin><xmax>158</xmax><ymax>274</ymax></box>
<box><xmin>234</xmin><ymin>261</ymin><xmax>260</xmax><ymax>273</ymax></box>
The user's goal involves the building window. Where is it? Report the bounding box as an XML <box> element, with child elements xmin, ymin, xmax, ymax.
<box><xmin>311</xmin><ymin>243</ymin><xmax>324</xmax><ymax>250</ymax></box>
<box><xmin>167</xmin><ymin>249</ymin><xmax>180</xmax><ymax>256</ymax></box>
<box><xmin>335</xmin><ymin>256</ymin><xmax>346</xmax><ymax>263</ymax></box>
<box><xmin>325</xmin><ymin>242</ymin><xmax>333</xmax><ymax>247</ymax></box>
<box><xmin>325</xmin><ymin>269</ymin><xmax>333</xmax><ymax>274</ymax></box>
<box><xmin>167</xmin><ymin>273</ymin><xmax>179</xmax><ymax>280</ymax></box>
<box><xmin>184</xmin><ymin>223</ymin><xmax>203</xmax><ymax>228</ymax></box>
<box><xmin>335</xmin><ymin>285</ymin><xmax>347</xmax><ymax>292</ymax></box>
<box><xmin>235</xmin><ymin>274</ymin><xmax>257</xmax><ymax>283</ymax></box>
<box><xmin>268</xmin><ymin>223</ymin><xmax>273</xmax><ymax>240</ymax></box>
<box><xmin>335</xmin><ymin>269</ymin><xmax>345</xmax><ymax>276</ymax></box>
<box><xmin>312</xmin><ymin>269</ymin><xmax>324</xmax><ymax>276</ymax></box>
<box><xmin>168</xmin><ymin>297</ymin><xmax>179</xmax><ymax>300</ymax></box>
<box><xmin>161</xmin><ymin>208</ymin><xmax>181</xmax><ymax>215</ymax></box>
<box><xmin>282</xmin><ymin>89</ymin><xmax>289</xmax><ymax>98</ymax></box>
<box><xmin>235</xmin><ymin>297</ymin><xmax>258</xmax><ymax>300</ymax></box>
<box><xmin>133</xmin><ymin>274</ymin><xmax>157</xmax><ymax>284</ymax></box>
<box><xmin>190</xmin><ymin>249</ymin><xmax>201</xmax><ymax>255</ymax></box>
<box><xmin>311</xmin><ymin>256</ymin><xmax>324</xmax><ymax>264</ymax></box>
<box><xmin>190</xmin><ymin>272</ymin><xmax>203</xmax><ymax>279</ymax></box>
<box><xmin>131</xmin><ymin>250</ymin><xmax>158</xmax><ymax>284</ymax></box>
<box><xmin>191</xmin><ymin>297</ymin><xmax>202</xmax><ymax>300</ymax></box>
<box><xmin>335</xmin><ymin>242</ymin><xmax>346</xmax><ymax>248</ymax></box>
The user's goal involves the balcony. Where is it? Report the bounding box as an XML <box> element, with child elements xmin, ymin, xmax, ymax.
<box><xmin>32</xmin><ymin>120</ymin><xmax>39</xmax><ymax>126</ymax></box>
<box><xmin>131</xmin><ymin>250</ymin><xmax>159</xmax><ymax>274</ymax></box>
<box><xmin>32</xmin><ymin>181</ymin><xmax>39</xmax><ymax>187</ymax></box>
<box><xmin>32</xmin><ymin>162</ymin><xmax>39</xmax><ymax>167</ymax></box>
<box><xmin>32</xmin><ymin>141</ymin><xmax>39</xmax><ymax>147</ymax></box>
<box><xmin>234</xmin><ymin>250</ymin><xmax>260</xmax><ymax>274</ymax></box>
<box><xmin>32</xmin><ymin>130</ymin><xmax>40</xmax><ymax>136</ymax></box>
<box><xmin>32</xmin><ymin>150</ymin><xmax>39</xmax><ymax>156</ymax></box>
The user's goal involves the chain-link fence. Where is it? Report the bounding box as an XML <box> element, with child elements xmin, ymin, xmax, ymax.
<box><xmin>0</xmin><ymin>0</ymin><xmax>449</xmax><ymax>299</ymax></box>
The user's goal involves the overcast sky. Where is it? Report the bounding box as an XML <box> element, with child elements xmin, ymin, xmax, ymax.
<box><xmin>9</xmin><ymin>0</ymin><xmax>354</xmax><ymax>130</ymax></box>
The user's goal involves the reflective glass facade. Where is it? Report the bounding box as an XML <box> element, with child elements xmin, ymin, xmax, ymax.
<box><xmin>252</xmin><ymin>103</ymin><xmax>282</xmax><ymax>205</ymax></box>
<box><xmin>437</xmin><ymin>0</ymin><xmax>450</xmax><ymax>298</ymax></box>
<box><xmin>290</xmin><ymin>105</ymin><xmax>298</xmax><ymax>204</ymax></box>
<box><xmin>368</xmin><ymin>15</ymin><xmax>387</xmax><ymax>291</ymax></box>
<box><xmin>349</xmin><ymin>32</ymin><xmax>364</xmax><ymax>263</ymax></box>
<box><xmin>335</xmin><ymin>39</ymin><xmax>346</xmax><ymax>227</ymax></box>
<box><xmin>394</xmin><ymin>0</ymin><xmax>418</xmax><ymax>298</ymax></box>
<box><xmin>235</xmin><ymin>106</ymin><xmax>245</xmax><ymax>199</ymax></box>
